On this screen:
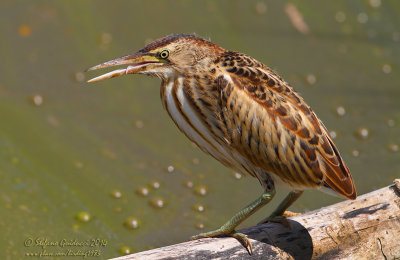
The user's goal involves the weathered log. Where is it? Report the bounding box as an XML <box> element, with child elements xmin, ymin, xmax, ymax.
<box><xmin>112</xmin><ymin>179</ymin><xmax>400</xmax><ymax>260</ymax></box>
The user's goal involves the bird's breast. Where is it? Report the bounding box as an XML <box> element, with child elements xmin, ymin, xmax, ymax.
<box><xmin>161</xmin><ymin>77</ymin><xmax>228</xmax><ymax>159</ymax></box>
<box><xmin>160</xmin><ymin>76</ymin><xmax>253</xmax><ymax>174</ymax></box>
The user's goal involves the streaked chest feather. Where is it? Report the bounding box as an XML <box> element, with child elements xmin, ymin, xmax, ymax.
<box><xmin>161</xmin><ymin>77</ymin><xmax>230</xmax><ymax>162</ymax></box>
<box><xmin>160</xmin><ymin>76</ymin><xmax>259</xmax><ymax>176</ymax></box>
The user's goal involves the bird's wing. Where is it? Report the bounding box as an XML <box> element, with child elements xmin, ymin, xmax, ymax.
<box><xmin>216</xmin><ymin>61</ymin><xmax>356</xmax><ymax>199</ymax></box>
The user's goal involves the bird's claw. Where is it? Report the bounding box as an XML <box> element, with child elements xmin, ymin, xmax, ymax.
<box><xmin>282</xmin><ymin>210</ymin><xmax>302</xmax><ymax>217</ymax></box>
<box><xmin>230</xmin><ymin>232</ymin><xmax>253</xmax><ymax>255</ymax></box>
<box><xmin>190</xmin><ymin>234</ymin><xmax>207</xmax><ymax>240</ymax></box>
<box><xmin>191</xmin><ymin>231</ymin><xmax>253</xmax><ymax>255</ymax></box>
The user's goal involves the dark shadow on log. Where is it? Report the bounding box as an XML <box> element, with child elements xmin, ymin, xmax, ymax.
<box><xmin>390</xmin><ymin>183</ymin><xmax>400</xmax><ymax>198</ymax></box>
<box><xmin>342</xmin><ymin>203</ymin><xmax>389</xmax><ymax>219</ymax></box>
<box><xmin>245</xmin><ymin>220</ymin><xmax>313</xmax><ymax>260</ymax></box>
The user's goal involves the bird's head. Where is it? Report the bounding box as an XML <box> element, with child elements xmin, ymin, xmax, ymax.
<box><xmin>87</xmin><ymin>34</ymin><xmax>224</xmax><ymax>83</ymax></box>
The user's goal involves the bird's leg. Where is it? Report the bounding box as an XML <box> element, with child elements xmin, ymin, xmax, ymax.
<box><xmin>257</xmin><ymin>190</ymin><xmax>303</xmax><ymax>226</ymax></box>
<box><xmin>191</xmin><ymin>189</ymin><xmax>275</xmax><ymax>254</ymax></box>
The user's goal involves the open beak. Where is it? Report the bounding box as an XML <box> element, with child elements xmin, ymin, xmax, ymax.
<box><xmin>86</xmin><ymin>52</ymin><xmax>162</xmax><ymax>83</ymax></box>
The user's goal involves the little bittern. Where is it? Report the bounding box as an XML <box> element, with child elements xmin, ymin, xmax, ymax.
<box><xmin>87</xmin><ymin>34</ymin><xmax>356</xmax><ymax>253</ymax></box>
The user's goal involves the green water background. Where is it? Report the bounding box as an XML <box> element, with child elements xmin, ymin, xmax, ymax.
<box><xmin>1</xmin><ymin>0</ymin><xmax>399</xmax><ymax>258</ymax></box>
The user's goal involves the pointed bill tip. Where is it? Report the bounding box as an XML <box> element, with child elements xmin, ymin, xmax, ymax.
<box><xmin>85</xmin><ymin>66</ymin><xmax>95</xmax><ymax>73</ymax></box>
<box><xmin>86</xmin><ymin>68</ymin><xmax>127</xmax><ymax>83</ymax></box>
<box><xmin>87</xmin><ymin>76</ymin><xmax>104</xmax><ymax>83</ymax></box>
<box><xmin>85</xmin><ymin>63</ymin><xmax>108</xmax><ymax>72</ymax></box>
<box><xmin>87</xmin><ymin>78</ymin><xmax>98</xmax><ymax>83</ymax></box>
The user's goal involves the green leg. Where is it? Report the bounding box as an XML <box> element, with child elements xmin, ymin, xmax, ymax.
<box><xmin>257</xmin><ymin>190</ymin><xmax>303</xmax><ymax>225</ymax></box>
<box><xmin>191</xmin><ymin>189</ymin><xmax>276</xmax><ymax>254</ymax></box>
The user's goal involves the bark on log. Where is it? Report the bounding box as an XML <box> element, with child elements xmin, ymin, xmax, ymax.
<box><xmin>112</xmin><ymin>179</ymin><xmax>400</xmax><ymax>260</ymax></box>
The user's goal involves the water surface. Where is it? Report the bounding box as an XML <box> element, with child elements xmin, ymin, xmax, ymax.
<box><xmin>1</xmin><ymin>0</ymin><xmax>399</xmax><ymax>258</ymax></box>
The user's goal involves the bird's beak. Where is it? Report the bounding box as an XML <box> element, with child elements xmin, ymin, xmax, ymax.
<box><xmin>86</xmin><ymin>52</ymin><xmax>162</xmax><ymax>83</ymax></box>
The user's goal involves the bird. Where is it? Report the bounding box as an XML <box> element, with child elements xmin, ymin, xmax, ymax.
<box><xmin>87</xmin><ymin>34</ymin><xmax>356</xmax><ymax>254</ymax></box>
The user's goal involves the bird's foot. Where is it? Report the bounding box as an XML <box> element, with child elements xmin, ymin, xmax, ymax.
<box><xmin>191</xmin><ymin>230</ymin><xmax>253</xmax><ymax>255</ymax></box>
<box><xmin>257</xmin><ymin>210</ymin><xmax>302</xmax><ymax>229</ymax></box>
<box><xmin>190</xmin><ymin>191</ymin><xmax>275</xmax><ymax>255</ymax></box>
<box><xmin>258</xmin><ymin>215</ymin><xmax>291</xmax><ymax>228</ymax></box>
<box><xmin>282</xmin><ymin>210</ymin><xmax>302</xmax><ymax>217</ymax></box>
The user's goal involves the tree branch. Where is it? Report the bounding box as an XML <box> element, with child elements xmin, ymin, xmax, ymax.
<box><xmin>112</xmin><ymin>179</ymin><xmax>400</xmax><ymax>260</ymax></box>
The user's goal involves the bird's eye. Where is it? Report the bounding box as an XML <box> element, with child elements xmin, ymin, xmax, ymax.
<box><xmin>159</xmin><ymin>49</ymin><xmax>170</xmax><ymax>59</ymax></box>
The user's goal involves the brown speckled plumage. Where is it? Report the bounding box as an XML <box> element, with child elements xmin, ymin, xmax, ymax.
<box><xmin>88</xmin><ymin>34</ymin><xmax>356</xmax><ymax>253</ymax></box>
<box><xmin>216</xmin><ymin>52</ymin><xmax>355</xmax><ymax>198</ymax></box>
<box><xmin>153</xmin><ymin>36</ymin><xmax>356</xmax><ymax>199</ymax></box>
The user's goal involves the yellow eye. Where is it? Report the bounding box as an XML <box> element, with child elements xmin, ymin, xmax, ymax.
<box><xmin>159</xmin><ymin>49</ymin><xmax>170</xmax><ymax>59</ymax></box>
